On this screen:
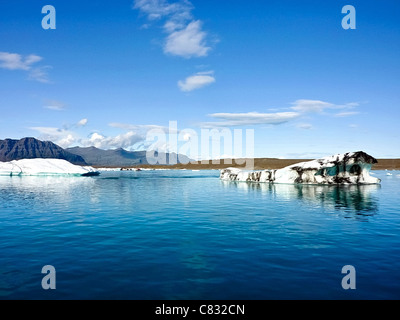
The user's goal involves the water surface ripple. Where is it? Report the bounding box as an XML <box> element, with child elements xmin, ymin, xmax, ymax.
<box><xmin>0</xmin><ymin>170</ymin><xmax>399</xmax><ymax>299</ymax></box>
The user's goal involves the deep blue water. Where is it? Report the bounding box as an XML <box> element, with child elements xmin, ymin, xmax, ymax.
<box><xmin>0</xmin><ymin>169</ymin><xmax>399</xmax><ymax>300</ymax></box>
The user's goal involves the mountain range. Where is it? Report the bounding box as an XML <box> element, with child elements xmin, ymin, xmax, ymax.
<box><xmin>0</xmin><ymin>137</ymin><xmax>190</xmax><ymax>167</ymax></box>
<box><xmin>0</xmin><ymin>138</ymin><xmax>87</xmax><ymax>165</ymax></box>
<box><xmin>67</xmin><ymin>146</ymin><xmax>190</xmax><ymax>167</ymax></box>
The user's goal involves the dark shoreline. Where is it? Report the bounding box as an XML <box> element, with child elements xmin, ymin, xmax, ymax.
<box><xmin>94</xmin><ymin>158</ymin><xmax>400</xmax><ymax>171</ymax></box>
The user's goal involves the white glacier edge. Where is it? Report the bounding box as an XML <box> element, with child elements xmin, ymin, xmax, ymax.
<box><xmin>220</xmin><ymin>151</ymin><xmax>381</xmax><ymax>185</ymax></box>
<box><xmin>0</xmin><ymin>158</ymin><xmax>100</xmax><ymax>177</ymax></box>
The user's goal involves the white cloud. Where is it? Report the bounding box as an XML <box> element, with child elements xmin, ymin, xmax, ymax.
<box><xmin>29</xmin><ymin>126</ymin><xmax>64</xmax><ymax>136</ymax></box>
<box><xmin>84</xmin><ymin>131</ymin><xmax>144</xmax><ymax>150</ymax></box>
<box><xmin>0</xmin><ymin>52</ymin><xmax>42</xmax><ymax>70</ymax></box>
<box><xmin>297</xmin><ymin>123</ymin><xmax>313</xmax><ymax>130</ymax></box>
<box><xmin>133</xmin><ymin>0</ymin><xmax>211</xmax><ymax>58</ymax></box>
<box><xmin>0</xmin><ymin>52</ymin><xmax>51</xmax><ymax>83</ymax></box>
<box><xmin>140</xmin><ymin>23</ymin><xmax>151</xmax><ymax>29</ymax></box>
<box><xmin>133</xmin><ymin>0</ymin><xmax>192</xmax><ymax>19</ymax></box>
<box><xmin>108</xmin><ymin>122</ymin><xmax>179</xmax><ymax>134</ymax></box>
<box><xmin>30</xmin><ymin>121</ymin><xmax>174</xmax><ymax>150</ymax></box>
<box><xmin>200</xmin><ymin>99</ymin><xmax>361</xmax><ymax>128</ymax></box>
<box><xmin>58</xmin><ymin>134</ymin><xmax>76</xmax><ymax>147</ymax></box>
<box><xmin>290</xmin><ymin>99</ymin><xmax>335</xmax><ymax>113</ymax></box>
<box><xmin>29</xmin><ymin>119</ymin><xmax>89</xmax><ymax>148</ymax></box>
<box><xmin>178</xmin><ymin>70</ymin><xmax>215</xmax><ymax>91</ymax></box>
<box><xmin>77</xmin><ymin>118</ymin><xmax>88</xmax><ymax>127</ymax></box>
<box><xmin>84</xmin><ymin>122</ymin><xmax>186</xmax><ymax>150</ymax></box>
<box><xmin>29</xmin><ymin>127</ymin><xmax>79</xmax><ymax>148</ymax></box>
<box><xmin>148</xmin><ymin>13</ymin><xmax>162</xmax><ymax>20</ymax></box>
<box><xmin>334</xmin><ymin>111</ymin><xmax>360</xmax><ymax>117</ymax></box>
<box><xmin>202</xmin><ymin>111</ymin><xmax>300</xmax><ymax>128</ymax></box>
<box><xmin>24</xmin><ymin>55</ymin><xmax>43</xmax><ymax>66</ymax></box>
<box><xmin>290</xmin><ymin>99</ymin><xmax>359</xmax><ymax>113</ymax></box>
<box><xmin>164</xmin><ymin>20</ymin><xmax>184</xmax><ymax>32</ymax></box>
<box><xmin>197</xmin><ymin>99</ymin><xmax>359</xmax><ymax>130</ymax></box>
<box><xmin>29</xmin><ymin>126</ymin><xmax>143</xmax><ymax>150</ymax></box>
<box><xmin>164</xmin><ymin>20</ymin><xmax>211</xmax><ymax>58</ymax></box>
<box><xmin>28</xmin><ymin>66</ymin><xmax>51</xmax><ymax>83</ymax></box>
<box><xmin>43</xmin><ymin>100</ymin><xmax>66</xmax><ymax>111</ymax></box>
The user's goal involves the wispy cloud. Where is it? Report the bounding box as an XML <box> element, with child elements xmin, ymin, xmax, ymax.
<box><xmin>29</xmin><ymin>125</ymin><xmax>143</xmax><ymax>150</ymax></box>
<box><xmin>290</xmin><ymin>99</ymin><xmax>359</xmax><ymax>113</ymax></box>
<box><xmin>133</xmin><ymin>0</ymin><xmax>212</xmax><ymax>58</ymax></box>
<box><xmin>334</xmin><ymin>111</ymin><xmax>360</xmax><ymax>117</ymax></box>
<box><xmin>200</xmin><ymin>99</ymin><xmax>361</xmax><ymax>128</ymax></box>
<box><xmin>297</xmin><ymin>123</ymin><xmax>313</xmax><ymax>130</ymax></box>
<box><xmin>29</xmin><ymin>126</ymin><xmax>78</xmax><ymax>148</ymax></box>
<box><xmin>28</xmin><ymin>66</ymin><xmax>51</xmax><ymax>83</ymax></box>
<box><xmin>134</xmin><ymin>0</ymin><xmax>193</xmax><ymax>22</ymax></box>
<box><xmin>30</xmin><ymin>121</ymin><xmax>175</xmax><ymax>150</ymax></box>
<box><xmin>178</xmin><ymin>70</ymin><xmax>215</xmax><ymax>91</ymax></box>
<box><xmin>0</xmin><ymin>52</ymin><xmax>51</xmax><ymax>83</ymax></box>
<box><xmin>85</xmin><ymin>131</ymin><xmax>143</xmax><ymax>150</ymax></box>
<box><xmin>0</xmin><ymin>52</ymin><xmax>42</xmax><ymax>70</ymax></box>
<box><xmin>290</xmin><ymin>99</ymin><xmax>334</xmax><ymax>113</ymax></box>
<box><xmin>82</xmin><ymin>123</ymin><xmax>166</xmax><ymax>150</ymax></box>
<box><xmin>30</xmin><ymin>119</ymin><xmax>89</xmax><ymax>148</ymax></box>
<box><xmin>202</xmin><ymin>111</ymin><xmax>300</xmax><ymax>128</ymax></box>
<box><xmin>43</xmin><ymin>100</ymin><xmax>66</xmax><ymax>111</ymax></box>
<box><xmin>76</xmin><ymin>118</ymin><xmax>88</xmax><ymax>127</ymax></box>
<box><xmin>108</xmin><ymin>122</ymin><xmax>178</xmax><ymax>133</ymax></box>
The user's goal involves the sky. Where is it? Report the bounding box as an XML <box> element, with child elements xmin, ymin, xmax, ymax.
<box><xmin>0</xmin><ymin>0</ymin><xmax>399</xmax><ymax>159</ymax></box>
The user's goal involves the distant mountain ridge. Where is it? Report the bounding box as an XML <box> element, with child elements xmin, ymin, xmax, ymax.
<box><xmin>66</xmin><ymin>146</ymin><xmax>191</xmax><ymax>167</ymax></box>
<box><xmin>0</xmin><ymin>137</ymin><xmax>191</xmax><ymax>167</ymax></box>
<box><xmin>0</xmin><ymin>138</ymin><xmax>87</xmax><ymax>165</ymax></box>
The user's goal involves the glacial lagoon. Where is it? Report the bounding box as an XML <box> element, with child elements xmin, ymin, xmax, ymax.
<box><xmin>0</xmin><ymin>170</ymin><xmax>399</xmax><ymax>299</ymax></box>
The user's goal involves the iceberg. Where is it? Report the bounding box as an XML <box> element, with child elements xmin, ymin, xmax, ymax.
<box><xmin>0</xmin><ymin>158</ymin><xmax>100</xmax><ymax>177</ymax></box>
<box><xmin>220</xmin><ymin>151</ymin><xmax>381</xmax><ymax>185</ymax></box>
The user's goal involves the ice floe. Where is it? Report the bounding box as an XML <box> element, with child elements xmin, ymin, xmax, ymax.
<box><xmin>220</xmin><ymin>151</ymin><xmax>381</xmax><ymax>185</ymax></box>
<box><xmin>0</xmin><ymin>158</ymin><xmax>100</xmax><ymax>176</ymax></box>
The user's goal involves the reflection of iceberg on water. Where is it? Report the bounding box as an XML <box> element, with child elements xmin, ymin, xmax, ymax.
<box><xmin>275</xmin><ymin>184</ymin><xmax>380</xmax><ymax>214</ymax></box>
<box><xmin>222</xmin><ymin>181</ymin><xmax>380</xmax><ymax>215</ymax></box>
<box><xmin>0</xmin><ymin>159</ymin><xmax>100</xmax><ymax>176</ymax></box>
<box><xmin>220</xmin><ymin>151</ymin><xmax>381</xmax><ymax>185</ymax></box>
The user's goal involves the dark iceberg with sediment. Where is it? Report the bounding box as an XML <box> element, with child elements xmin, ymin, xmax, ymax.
<box><xmin>220</xmin><ymin>151</ymin><xmax>381</xmax><ymax>185</ymax></box>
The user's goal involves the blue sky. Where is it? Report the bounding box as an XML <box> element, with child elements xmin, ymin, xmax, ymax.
<box><xmin>0</xmin><ymin>0</ymin><xmax>399</xmax><ymax>159</ymax></box>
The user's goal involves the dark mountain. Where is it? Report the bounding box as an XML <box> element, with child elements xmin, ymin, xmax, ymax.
<box><xmin>0</xmin><ymin>138</ymin><xmax>87</xmax><ymax>165</ymax></box>
<box><xmin>67</xmin><ymin>146</ymin><xmax>191</xmax><ymax>167</ymax></box>
<box><xmin>0</xmin><ymin>137</ymin><xmax>190</xmax><ymax>167</ymax></box>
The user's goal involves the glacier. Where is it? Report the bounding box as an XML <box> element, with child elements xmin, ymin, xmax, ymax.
<box><xmin>0</xmin><ymin>158</ymin><xmax>100</xmax><ymax>176</ymax></box>
<box><xmin>220</xmin><ymin>151</ymin><xmax>381</xmax><ymax>185</ymax></box>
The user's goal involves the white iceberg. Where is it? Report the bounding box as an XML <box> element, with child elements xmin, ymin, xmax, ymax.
<box><xmin>220</xmin><ymin>151</ymin><xmax>381</xmax><ymax>185</ymax></box>
<box><xmin>0</xmin><ymin>158</ymin><xmax>100</xmax><ymax>176</ymax></box>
